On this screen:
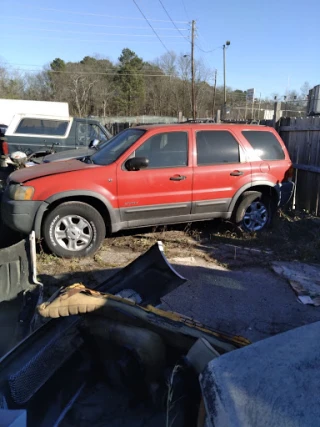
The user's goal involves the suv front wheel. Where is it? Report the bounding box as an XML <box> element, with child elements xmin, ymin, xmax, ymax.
<box><xmin>43</xmin><ymin>201</ymin><xmax>106</xmax><ymax>258</ymax></box>
<box><xmin>234</xmin><ymin>191</ymin><xmax>275</xmax><ymax>232</ymax></box>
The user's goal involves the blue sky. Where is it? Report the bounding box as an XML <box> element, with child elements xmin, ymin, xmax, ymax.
<box><xmin>1</xmin><ymin>0</ymin><xmax>319</xmax><ymax>98</ymax></box>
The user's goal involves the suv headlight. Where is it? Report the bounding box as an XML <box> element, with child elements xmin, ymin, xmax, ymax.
<box><xmin>9</xmin><ymin>184</ymin><xmax>34</xmax><ymax>201</ymax></box>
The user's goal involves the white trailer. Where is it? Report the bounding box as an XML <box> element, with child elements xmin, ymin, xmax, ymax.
<box><xmin>0</xmin><ymin>99</ymin><xmax>69</xmax><ymax>126</ymax></box>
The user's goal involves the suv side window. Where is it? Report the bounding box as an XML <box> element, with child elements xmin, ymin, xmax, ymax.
<box><xmin>15</xmin><ymin>118</ymin><xmax>68</xmax><ymax>136</ymax></box>
<box><xmin>242</xmin><ymin>131</ymin><xmax>285</xmax><ymax>160</ymax></box>
<box><xmin>134</xmin><ymin>131</ymin><xmax>188</xmax><ymax>168</ymax></box>
<box><xmin>196</xmin><ymin>131</ymin><xmax>240</xmax><ymax>165</ymax></box>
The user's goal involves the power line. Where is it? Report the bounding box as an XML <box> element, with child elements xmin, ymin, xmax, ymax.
<box><xmin>1</xmin><ymin>34</ymin><xmax>187</xmax><ymax>44</ymax></box>
<box><xmin>157</xmin><ymin>0</ymin><xmax>190</xmax><ymax>42</ymax></box>
<box><xmin>9</xmin><ymin>2</ymin><xmax>189</xmax><ymax>23</ymax></box>
<box><xmin>4</xmin><ymin>62</ymin><xmax>160</xmax><ymax>70</ymax></box>
<box><xmin>195</xmin><ymin>44</ymin><xmax>222</xmax><ymax>53</ymax></box>
<box><xmin>132</xmin><ymin>0</ymin><xmax>171</xmax><ymax>53</ymax></box>
<box><xmin>195</xmin><ymin>29</ymin><xmax>223</xmax><ymax>53</ymax></box>
<box><xmin>181</xmin><ymin>0</ymin><xmax>190</xmax><ymax>20</ymax></box>
<box><xmin>2</xmin><ymin>25</ymin><xmax>185</xmax><ymax>38</ymax></box>
<box><xmin>2</xmin><ymin>15</ymin><xmax>189</xmax><ymax>31</ymax></box>
<box><xmin>10</xmin><ymin>68</ymin><xmax>175</xmax><ymax>77</ymax></box>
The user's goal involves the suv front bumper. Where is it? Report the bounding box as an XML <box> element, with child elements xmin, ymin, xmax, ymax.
<box><xmin>1</xmin><ymin>190</ymin><xmax>42</xmax><ymax>235</ymax></box>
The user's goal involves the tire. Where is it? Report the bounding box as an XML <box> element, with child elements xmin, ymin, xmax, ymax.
<box><xmin>43</xmin><ymin>201</ymin><xmax>106</xmax><ymax>258</ymax></box>
<box><xmin>234</xmin><ymin>191</ymin><xmax>274</xmax><ymax>232</ymax></box>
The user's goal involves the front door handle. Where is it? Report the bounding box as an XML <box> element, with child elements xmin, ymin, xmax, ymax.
<box><xmin>230</xmin><ymin>170</ymin><xmax>244</xmax><ymax>176</ymax></box>
<box><xmin>170</xmin><ymin>175</ymin><xmax>186</xmax><ymax>181</ymax></box>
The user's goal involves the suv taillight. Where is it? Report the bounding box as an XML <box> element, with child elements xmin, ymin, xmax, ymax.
<box><xmin>284</xmin><ymin>165</ymin><xmax>294</xmax><ymax>182</ymax></box>
<box><xmin>1</xmin><ymin>140</ymin><xmax>9</xmax><ymax>155</ymax></box>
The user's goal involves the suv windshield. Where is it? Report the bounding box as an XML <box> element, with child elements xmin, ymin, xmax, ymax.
<box><xmin>91</xmin><ymin>128</ymin><xmax>145</xmax><ymax>165</ymax></box>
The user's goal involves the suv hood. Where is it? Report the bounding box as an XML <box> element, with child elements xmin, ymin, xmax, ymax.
<box><xmin>9</xmin><ymin>159</ymin><xmax>95</xmax><ymax>184</ymax></box>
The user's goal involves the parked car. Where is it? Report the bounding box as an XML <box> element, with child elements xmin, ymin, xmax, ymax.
<box><xmin>42</xmin><ymin>139</ymin><xmax>105</xmax><ymax>163</ymax></box>
<box><xmin>0</xmin><ymin>114</ymin><xmax>112</xmax><ymax>158</ymax></box>
<box><xmin>1</xmin><ymin>124</ymin><xmax>294</xmax><ymax>258</ymax></box>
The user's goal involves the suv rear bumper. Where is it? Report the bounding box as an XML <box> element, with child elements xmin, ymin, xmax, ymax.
<box><xmin>278</xmin><ymin>181</ymin><xmax>295</xmax><ymax>207</ymax></box>
<box><xmin>1</xmin><ymin>191</ymin><xmax>42</xmax><ymax>235</ymax></box>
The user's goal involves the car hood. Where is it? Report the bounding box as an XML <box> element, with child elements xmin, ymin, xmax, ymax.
<box><xmin>9</xmin><ymin>159</ymin><xmax>95</xmax><ymax>184</ymax></box>
<box><xmin>43</xmin><ymin>148</ymin><xmax>95</xmax><ymax>163</ymax></box>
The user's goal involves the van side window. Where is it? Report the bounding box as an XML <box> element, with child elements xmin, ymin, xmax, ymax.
<box><xmin>77</xmin><ymin>123</ymin><xmax>108</xmax><ymax>145</ymax></box>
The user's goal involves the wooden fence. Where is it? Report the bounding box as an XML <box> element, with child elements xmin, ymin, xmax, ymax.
<box><xmin>278</xmin><ymin>116</ymin><xmax>320</xmax><ymax>215</ymax></box>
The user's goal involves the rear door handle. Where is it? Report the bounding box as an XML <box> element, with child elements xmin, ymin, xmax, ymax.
<box><xmin>230</xmin><ymin>170</ymin><xmax>244</xmax><ymax>176</ymax></box>
<box><xmin>170</xmin><ymin>175</ymin><xmax>186</xmax><ymax>181</ymax></box>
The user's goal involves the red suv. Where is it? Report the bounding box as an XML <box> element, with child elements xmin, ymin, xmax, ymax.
<box><xmin>1</xmin><ymin>124</ymin><xmax>294</xmax><ymax>258</ymax></box>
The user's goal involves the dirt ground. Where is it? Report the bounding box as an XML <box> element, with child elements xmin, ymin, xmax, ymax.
<box><xmin>36</xmin><ymin>208</ymin><xmax>320</xmax><ymax>277</ymax></box>
<box><xmin>1</xmin><ymin>204</ymin><xmax>320</xmax><ymax>342</ymax></box>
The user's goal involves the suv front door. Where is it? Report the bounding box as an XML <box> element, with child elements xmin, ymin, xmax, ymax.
<box><xmin>192</xmin><ymin>130</ymin><xmax>251</xmax><ymax>217</ymax></box>
<box><xmin>117</xmin><ymin>130</ymin><xmax>193</xmax><ymax>226</ymax></box>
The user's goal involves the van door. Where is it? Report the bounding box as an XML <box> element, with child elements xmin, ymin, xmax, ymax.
<box><xmin>75</xmin><ymin>121</ymin><xmax>111</xmax><ymax>148</ymax></box>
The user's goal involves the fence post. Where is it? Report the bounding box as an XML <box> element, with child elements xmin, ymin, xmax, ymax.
<box><xmin>272</xmin><ymin>102</ymin><xmax>281</xmax><ymax>128</ymax></box>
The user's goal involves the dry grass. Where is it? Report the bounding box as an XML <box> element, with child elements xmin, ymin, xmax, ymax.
<box><xmin>36</xmin><ymin>208</ymin><xmax>320</xmax><ymax>277</ymax></box>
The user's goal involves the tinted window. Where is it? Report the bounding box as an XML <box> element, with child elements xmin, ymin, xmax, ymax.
<box><xmin>91</xmin><ymin>128</ymin><xmax>145</xmax><ymax>165</ymax></box>
<box><xmin>196</xmin><ymin>131</ymin><xmax>240</xmax><ymax>165</ymax></box>
<box><xmin>242</xmin><ymin>131</ymin><xmax>285</xmax><ymax>160</ymax></box>
<box><xmin>15</xmin><ymin>119</ymin><xmax>69</xmax><ymax>136</ymax></box>
<box><xmin>135</xmin><ymin>132</ymin><xmax>188</xmax><ymax>168</ymax></box>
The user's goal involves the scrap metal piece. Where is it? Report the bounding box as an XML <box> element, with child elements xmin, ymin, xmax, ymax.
<box><xmin>0</xmin><ymin>240</ymin><xmax>187</xmax><ymax>417</ymax></box>
<box><xmin>95</xmin><ymin>241</ymin><xmax>186</xmax><ymax>306</ymax></box>
<box><xmin>0</xmin><ymin>232</ymin><xmax>43</xmax><ymax>357</ymax></box>
<box><xmin>37</xmin><ymin>284</ymin><xmax>249</xmax><ymax>353</ymax></box>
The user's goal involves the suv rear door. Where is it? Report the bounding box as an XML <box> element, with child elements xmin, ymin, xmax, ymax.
<box><xmin>116</xmin><ymin>130</ymin><xmax>193</xmax><ymax>226</ymax></box>
<box><xmin>241</xmin><ymin>129</ymin><xmax>291</xmax><ymax>184</ymax></box>
<box><xmin>192</xmin><ymin>129</ymin><xmax>251</xmax><ymax>217</ymax></box>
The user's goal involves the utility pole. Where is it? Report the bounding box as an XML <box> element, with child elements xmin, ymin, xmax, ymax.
<box><xmin>212</xmin><ymin>69</ymin><xmax>217</xmax><ymax>119</ymax></box>
<box><xmin>223</xmin><ymin>44</ymin><xmax>226</xmax><ymax>107</ymax></box>
<box><xmin>223</xmin><ymin>40</ymin><xmax>230</xmax><ymax>118</ymax></box>
<box><xmin>191</xmin><ymin>20</ymin><xmax>196</xmax><ymax>120</ymax></box>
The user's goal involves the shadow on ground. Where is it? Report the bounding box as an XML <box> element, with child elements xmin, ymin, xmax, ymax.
<box><xmin>37</xmin><ymin>262</ymin><xmax>320</xmax><ymax>344</ymax></box>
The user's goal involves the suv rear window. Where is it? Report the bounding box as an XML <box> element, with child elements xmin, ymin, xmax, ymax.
<box><xmin>242</xmin><ymin>131</ymin><xmax>285</xmax><ymax>160</ymax></box>
<box><xmin>15</xmin><ymin>118</ymin><xmax>69</xmax><ymax>136</ymax></box>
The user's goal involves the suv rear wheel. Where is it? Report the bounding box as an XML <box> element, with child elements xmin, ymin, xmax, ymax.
<box><xmin>234</xmin><ymin>191</ymin><xmax>274</xmax><ymax>232</ymax></box>
<box><xmin>43</xmin><ymin>201</ymin><xmax>106</xmax><ymax>258</ymax></box>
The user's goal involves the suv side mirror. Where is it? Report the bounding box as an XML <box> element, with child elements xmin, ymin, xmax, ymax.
<box><xmin>89</xmin><ymin>139</ymin><xmax>100</xmax><ymax>148</ymax></box>
<box><xmin>125</xmin><ymin>157</ymin><xmax>149</xmax><ymax>171</ymax></box>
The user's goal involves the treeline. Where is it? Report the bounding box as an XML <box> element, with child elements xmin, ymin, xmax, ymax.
<box><xmin>0</xmin><ymin>48</ymin><xmax>310</xmax><ymax>119</ymax></box>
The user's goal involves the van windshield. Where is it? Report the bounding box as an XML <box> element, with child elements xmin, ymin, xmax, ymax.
<box><xmin>91</xmin><ymin>128</ymin><xmax>145</xmax><ymax>165</ymax></box>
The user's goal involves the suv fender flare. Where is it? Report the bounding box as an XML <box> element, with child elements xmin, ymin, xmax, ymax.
<box><xmin>228</xmin><ymin>181</ymin><xmax>280</xmax><ymax>214</ymax></box>
<box><xmin>33</xmin><ymin>190</ymin><xmax>120</xmax><ymax>238</ymax></box>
